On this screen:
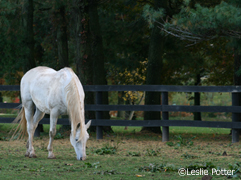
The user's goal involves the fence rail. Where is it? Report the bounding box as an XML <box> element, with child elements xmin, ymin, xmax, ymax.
<box><xmin>1</xmin><ymin>85</ymin><xmax>241</xmax><ymax>142</ymax></box>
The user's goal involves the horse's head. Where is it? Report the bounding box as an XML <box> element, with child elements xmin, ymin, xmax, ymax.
<box><xmin>70</xmin><ymin>120</ymin><xmax>91</xmax><ymax>160</ymax></box>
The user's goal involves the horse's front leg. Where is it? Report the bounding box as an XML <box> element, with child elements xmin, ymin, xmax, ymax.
<box><xmin>47</xmin><ymin>110</ymin><xmax>58</xmax><ymax>159</ymax></box>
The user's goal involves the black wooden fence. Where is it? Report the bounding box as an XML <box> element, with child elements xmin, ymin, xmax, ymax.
<box><xmin>1</xmin><ymin>85</ymin><xmax>241</xmax><ymax>142</ymax></box>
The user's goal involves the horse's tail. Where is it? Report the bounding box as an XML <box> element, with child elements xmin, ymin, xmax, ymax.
<box><xmin>10</xmin><ymin>106</ymin><xmax>28</xmax><ymax>140</ymax></box>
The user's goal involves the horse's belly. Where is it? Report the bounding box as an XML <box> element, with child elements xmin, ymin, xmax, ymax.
<box><xmin>32</xmin><ymin>95</ymin><xmax>67</xmax><ymax>115</ymax></box>
<box><xmin>32</xmin><ymin>97</ymin><xmax>51</xmax><ymax>114</ymax></box>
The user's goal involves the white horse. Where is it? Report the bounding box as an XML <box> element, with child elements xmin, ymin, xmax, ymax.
<box><xmin>12</xmin><ymin>66</ymin><xmax>91</xmax><ymax>160</ymax></box>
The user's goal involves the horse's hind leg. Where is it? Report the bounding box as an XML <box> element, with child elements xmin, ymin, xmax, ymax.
<box><xmin>25</xmin><ymin>105</ymin><xmax>45</xmax><ymax>158</ymax></box>
<box><xmin>24</xmin><ymin>101</ymin><xmax>34</xmax><ymax>157</ymax></box>
<box><xmin>47</xmin><ymin>109</ymin><xmax>58</xmax><ymax>159</ymax></box>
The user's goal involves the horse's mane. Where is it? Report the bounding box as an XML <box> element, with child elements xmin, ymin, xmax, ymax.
<box><xmin>65</xmin><ymin>69</ymin><xmax>86</xmax><ymax>141</ymax></box>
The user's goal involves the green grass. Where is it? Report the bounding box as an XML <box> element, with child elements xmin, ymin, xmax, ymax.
<box><xmin>0</xmin><ymin>124</ymin><xmax>231</xmax><ymax>141</ymax></box>
<box><xmin>0</xmin><ymin>114</ymin><xmax>16</xmax><ymax>118</ymax></box>
<box><xmin>112</xmin><ymin>126</ymin><xmax>230</xmax><ymax>137</ymax></box>
<box><xmin>169</xmin><ymin>126</ymin><xmax>230</xmax><ymax>134</ymax></box>
<box><xmin>0</xmin><ymin>123</ymin><xmax>239</xmax><ymax>180</ymax></box>
<box><xmin>0</xmin><ymin>132</ymin><xmax>240</xmax><ymax>180</ymax></box>
<box><xmin>170</xmin><ymin>92</ymin><xmax>232</xmax><ymax>106</ymax></box>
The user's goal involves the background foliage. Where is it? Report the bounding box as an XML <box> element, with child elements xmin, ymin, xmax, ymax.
<box><xmin>1</xmin><ymin>0</ymin><xmax>241</xmax><ymax>132</ymax></box>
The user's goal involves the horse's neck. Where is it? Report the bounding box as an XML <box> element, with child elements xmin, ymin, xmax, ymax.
<box><xmin>65</xmin><ymin>71</ymin><xmax>85</xmax><ymax>140</ymax></box>
<box><xmin>65</xmin><ymin>76</ymin><xmax>82</xmax><ymax>115</ymax></box>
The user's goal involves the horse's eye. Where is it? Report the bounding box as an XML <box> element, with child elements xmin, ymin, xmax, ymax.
<box><xmin>75</xmin><ymin>139</ymin><xmax>78</xmax><ymax>142</ymax></box>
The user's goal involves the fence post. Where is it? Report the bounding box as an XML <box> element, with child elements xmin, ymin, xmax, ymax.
<box><xmin>96</xmin><ymin>91</ymin><xmax>103</xmax><ymax>139</ymax></box>
<box><xmin>162</xmin><ymin>92</ymin><xmax>169</xmax><ymax>142</ymax></box>
<box><xmin>232</xmin><ymin>92</ymin><xmax>240</xmax><ymax>143</ymax></box>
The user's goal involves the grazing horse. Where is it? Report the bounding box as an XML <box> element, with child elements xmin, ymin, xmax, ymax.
<box><xmin>12</xmin><ymin>66</ymin><xmax>91</xmax><ymax>160</ymax></box>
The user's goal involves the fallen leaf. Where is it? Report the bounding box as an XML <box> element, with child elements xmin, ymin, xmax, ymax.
<box><xmin>136</xmin><ymin>174</ymin><xmax>144</xmax><ymax>177</ymax></box>
<box><xmin>65</xmin><ymin>163</ymin><xmax>73</xmax><ymax>166</ymax></box>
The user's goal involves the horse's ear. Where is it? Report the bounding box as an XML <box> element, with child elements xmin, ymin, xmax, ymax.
<box><xmin>85</xmin><ymin>120</ymin><xmax>91</xmax><ymax>129</ymax></box>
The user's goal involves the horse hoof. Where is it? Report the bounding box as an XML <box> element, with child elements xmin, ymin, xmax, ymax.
<box><xmin>48</xmin><ymin>157</ymin><xmax>56</xmax><ymax>159</ymax></box>
<box><xmin>29</xmin><ymin>154</ymin><xmax>37</xmax><ymax>158</ymax></box>
<box><xmin>48</xmin><ymin>155</ymin><xmax>56</xmax><ymax>159</ymax></box>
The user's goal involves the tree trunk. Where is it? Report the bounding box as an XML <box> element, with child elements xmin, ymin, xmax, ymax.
<box><xmin>194</xmin><ymin>73</ymin><xmax>202</xmax><ymax>121</ymax></box>
<box><xmin>72</xmin><ymin>0</ymin><xmax>95</xmax><ymax>134</ymax></box>
<box><xmin>57</xmin><ymin>6</ymin><xmax>69</xmax><ymax>69</ymax></box>
<box><xmin>234</xmin><ymin>50</ymin><xmax>241</xmax><ymax>86</ymax></box>
<box><xmin>234</xmin><ymin>47</ymin><xmax>241</xmax><ymax>116</ymax></box>
<box><xmin>232</xmin><ymin>46</ymin><xmax>241</xmax><ymax>135</ymax></box>
<box><xmin>88</xmin><ymin>1</ymin><xmax>112</xmax><ymax>132</ymax></box>
<box><xmin>141</xmin><ymin>1</ymin><xmax>165</xmax><ymax>134</ymax></box>
<box><xmin>0</xmin><ymin>92</ymin><xmax>3</xmax><ymax>103</ymax></box>
<box><xmin>72</xmin><ymin>1</ymin><xmax>95</xmax><ymax>122</ymax></box>
<box><xmin>26</xmin><ymin>0</ymin><xmax>36</xmax><ymax>70</ymax></box>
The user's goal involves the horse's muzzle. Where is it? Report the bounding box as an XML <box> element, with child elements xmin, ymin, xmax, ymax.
<box><xmin>77</xmin><ymin>157</ymin><xmax>86</xmax><ymax>161</ymax></box>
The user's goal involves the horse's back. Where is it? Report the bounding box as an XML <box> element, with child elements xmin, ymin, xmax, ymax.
<box><xmin>21</xmin><ymin>66</ymin><xmax>56</xmax><ymax>86</ymax></box>
<box><xmin>21</xmin><ymin>66</ymin><xmax>73</xmax><ymax>114</ymax></box>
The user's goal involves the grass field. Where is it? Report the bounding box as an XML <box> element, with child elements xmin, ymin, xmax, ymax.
<box><xmin>0</xmin><ymin>124</ymin><xmax>240</xmax><ymax>180</ymax></box>
<box><xmin>0</xmin><ymin>92</ymin><xmax>238</xmax><ymax>179</ymax></box>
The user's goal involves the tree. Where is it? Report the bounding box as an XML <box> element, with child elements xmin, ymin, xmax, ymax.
<box><xmin>57</xmin><ymin>5</ymin><xmax>69</xmax><ymax>68</ymax></box>
<box><xmin>88</xmin><ymin>0</ymin><xmax>112</xmax><ymax>132</ymax></box>
<box><xmin>144</xmin><ymin>0</ymin><xmax>241</xmax><ymax>81</ymax></box>
<box><xmin>25</xmin><ymin>0</ymin><xmax>36</xmax><ymax>70</ymax></box>
<box><xmin>3</xmin><ymin>0</ymin><xmax>240</xmax><ymax>135</ymax></box>
<box><xmin>0</xmin><ymin>1</ymin><xmax>26</xmax><ymax>80</ymax></box>
<box><xmin>72</xmin><ymin>0</ymin><xmax>95</xmax><ymax>122</ymax></box>
<box><xmin>143</xmin><ymin>0</ymin><xmax>241</xmax><ymax>125</ymax></box>
<box><xmin>142</xmin><ymin>0</ymin><xmax>182</xmax><ymax>133</ymax></box>
<box><xmin>72</xmin><ymin>0</ymin><xmax>112</xmax><ymax>132</ymax></box>
<box><xmin>142</xmin><ymin>16</ymin><xmax>163</xmax><ymax>133</ymax></box>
